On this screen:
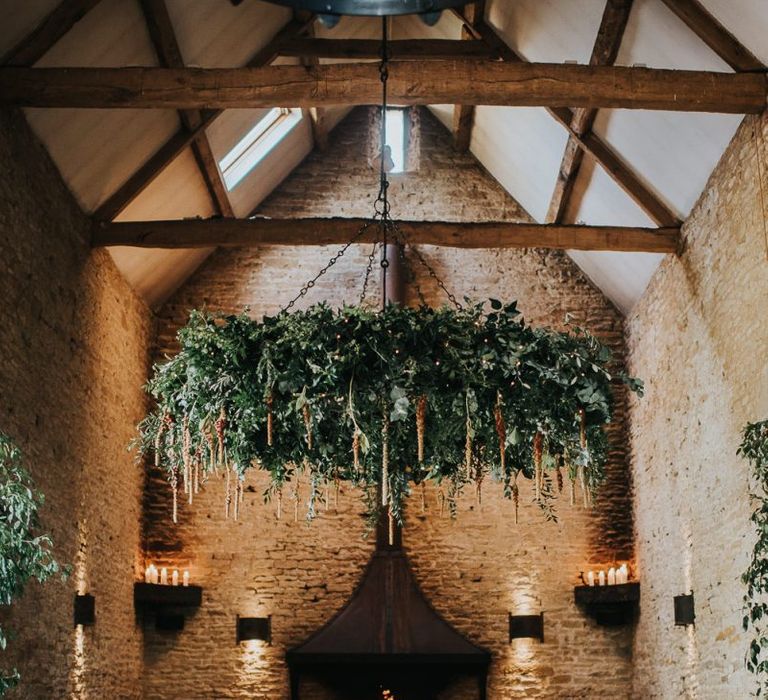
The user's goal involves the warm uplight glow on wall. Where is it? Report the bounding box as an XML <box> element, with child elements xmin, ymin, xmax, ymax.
<box><xmin>235</xmin><ymin>608</ymin><xmax>272</xmax><ymax>692</ymax></box>
<box><xmin>682</xmin><ymin>522</ymin><xmax>700</xmax><ymax>695</ymax></box>
<box><xmin>74</xmin><ymin>519</ymin><xmax>89</xmax><ymax>595</ymax></box>
<box><xmin>68</xmin><ymin>624</ymin><xmax>87</xmax><ymax>697</ymax></box>
<box><xmin>508</xmin><ymin>583</ymin><xmax>541</xmax><ymax>671</ymax></box>
<box><xmin>68</xmin><ymin>520</ymin><xmax>89</xmax><ymax>697</ymax></box>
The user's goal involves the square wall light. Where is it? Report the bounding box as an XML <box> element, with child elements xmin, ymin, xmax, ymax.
<box><xmin>74</xmin><ymin>593</ymin><xmax>95</xmax><ymax>627</ymax></box>
<box><xmin>509</xmin><ymin>613</ymin><xmax>544</xmax><ymax>642</ymax></box>
<box><xmin>237</xmin><ymin>615</ymin><xmax>271</xmax><ymax>644</ymax></box>
<box><xmin>674</xmin><ymin>593</ymin><xmax>695</xmax><ymax>626</ymax></box>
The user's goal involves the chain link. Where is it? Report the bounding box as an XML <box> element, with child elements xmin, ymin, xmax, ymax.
<box><xmin>390</xmin><ymin>220</ymin><xmax>462</xmax><ymax>310</ymax></box>
<box><xmin>359</xmin><ymin>240</ymin><xmax>379</xmax><ymax>305</ymax></box>
<box><xmin>281</xmin><ymin>220</ymin><xmax>376</xmax><ymax>313</ymax></box>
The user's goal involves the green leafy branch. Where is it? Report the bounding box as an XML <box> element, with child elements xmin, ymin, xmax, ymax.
<box><xmin>741</xmin><ymin>420</ymin><xmax>768</xmax><ymax>695</ymax></box>
<box><xmin>0</xmin><ymin>434</ymin><xmax>64</xmax><ymax>696</ymax></box>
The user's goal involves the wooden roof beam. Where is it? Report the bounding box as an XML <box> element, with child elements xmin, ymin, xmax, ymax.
<box><xmin>658</xmin><ymin>0</ymin><xmax>765</xmax><ymax>73</ymax></box>
<box><xmin>278</xmin><ymin>37</ymin><xmax>494</xmax><ymax>61</ymax></box>
<box><xmin>454</xmin><ymin>15</ymin><xmax>681</xmax><ymax>227</ymax></box>
<box><xmin>1</xmin><ymin>0</ymin><xmax>103</xmax><ymax>66</ymax></box>
<box><xmin>2</xmin><ymin>62</ymin><xmax>763</xmax><ymax>113</ymax></box>
<box><xmin>546</xmin><ymin>0</ymin><xmax>634</xmax><ymax>224</ymax></box>
<box><xmin>91</xmin><ymin>217</ymin><xmax>680</xmax><ymax>253</ymax></box>
<box><xmin>139</xmin><ymin>0</ymin><xmax>233</xmax><ymax>217</ymax></box>
<box><xmin>452</xmin><ymin>1</ymin><xmax>486</xmax><ymax>152</ymax></box>
<box><xmin>92</xmin><ymin>14</ymin><xmax>314</xmax><ymax>221</ymax></box>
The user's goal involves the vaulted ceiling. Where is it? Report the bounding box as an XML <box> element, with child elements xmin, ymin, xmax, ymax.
<box><xmin>2</xmin><ymin>0</ymin><xmax>766</xmax><ymax>313</ymax></box>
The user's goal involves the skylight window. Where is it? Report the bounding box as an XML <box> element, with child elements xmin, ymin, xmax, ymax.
<box><xmin>385</xmin><ymin>108</ymin><xmax>406</xmax><ymax>174</ymax></box>
<box><xmin>220</xmin><ymin>108</ymin><xmax>302</xmax><ymax>191</ymax></box>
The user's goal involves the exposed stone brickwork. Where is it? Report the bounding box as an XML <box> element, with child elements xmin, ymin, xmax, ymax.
<box><xmin>626</xmin><ymin>112</ymin><xmax>768</xmax><ymax>699</ymax></box>
<box><xmin>0</xmin><ymin>109</ymin><xmax>152</xmax><ymax>699</ymax></box>
<box><xmin>145</xmin><ymin>108</ymin><xmax>635</xmax><ymax>699</ymax></box>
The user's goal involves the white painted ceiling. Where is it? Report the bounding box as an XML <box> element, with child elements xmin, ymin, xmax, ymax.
<box><xmin>2</xmin><ymin>0</ymin><xmax>766</xmax><ymax>313</ymax></box>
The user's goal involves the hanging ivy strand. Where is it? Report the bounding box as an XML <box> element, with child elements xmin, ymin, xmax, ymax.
<box><xmin>137</xmin><ymin>300</ymin><xmax>642</xmax><ymax>525</ymax></box>
<box><xmin>740</xmin><ymin>419</ymin><xmax>768</xmax><ymax>694</ymax></box>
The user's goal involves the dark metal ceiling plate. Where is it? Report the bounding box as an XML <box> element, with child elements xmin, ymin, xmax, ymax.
<box><xmin>263</xmin><ymin>0</ymin><xmax>467</xmax><ymax>16</ymax></box>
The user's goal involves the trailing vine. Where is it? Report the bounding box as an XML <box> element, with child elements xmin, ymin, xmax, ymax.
<box><xmin>0</xmin><ymin>434</ymin><xmax>64</xmax><ymax>695</ymax></box>
<box><xmin>137</xmin><ymin>300</ymin><xmax>642</xmax><ymax>527</ymax></box>
<box><xmin>741</xmin><ymin>419</ymin><xmax>768</xmax><ymax>694</ymax></box>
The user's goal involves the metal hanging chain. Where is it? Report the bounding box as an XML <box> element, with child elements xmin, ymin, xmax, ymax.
<box><xmin>390</xmin><ymin>220</ymin><xmax>463</xmax><ymax>310</ymax></box>
<box><xmin>378</xmin><ymin>16</ymin><xmax>390</xmax><ymax>311</ymax></box>
<box><xmin>281</xmin><ymin>14</ymin><xmax>462</xmax><ymax>314</ymax></box>
<box><xmin>359</xmin><ymin>240</ymin><xmax>380</xmax><ymax>305</ymax></box>
<box><xmin>281</xmin><ymin>220</ymin><xmax>376</xmax><ymax>313</ymax></box>
<box><xmin>397</xmin><ymin>241</ymin><xmax>428</xmax><ymax>308</ymax></box>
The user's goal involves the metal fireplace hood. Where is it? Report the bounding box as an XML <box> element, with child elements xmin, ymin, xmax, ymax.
<box><xmin>286</xmin><ymin>524</ymin><xmax>490</xmax><ymax>699</ymax></box>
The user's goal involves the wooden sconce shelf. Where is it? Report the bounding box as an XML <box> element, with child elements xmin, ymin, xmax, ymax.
<box><xmin>134</xmin><ymin>582</ymin><xmax>202</xmax><ymax>632</ymax></box>
<box><xmin>574</xmin><ymin>582</ymin><xmax>640</xmax><ymax>626</ymax></box>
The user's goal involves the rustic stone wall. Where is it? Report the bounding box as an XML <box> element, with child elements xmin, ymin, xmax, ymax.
<box><xmin>144</xmin><ymin>107</ymin><xmax>635</xmax><ymax>699</ymax></box>
<box><xmin>0</xmin><ymin>109</ymin><xmax>152</xmax><ymax>698</ymax></box>
<box><xmin>626</xmin><ymin>112</ymin><xmax>768</xmax><ymax>699</ymax></box>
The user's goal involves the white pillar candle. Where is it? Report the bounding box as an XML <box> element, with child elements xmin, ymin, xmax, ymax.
<box><xmin>598</xmin><ymin>570</ymin><xmax>606</xmax><ymax>586</ymax></box>
<box><xmin>150</xmin><ymin>565</ymin><xmax>159</xmax><ymax>585</ymax></box>
<box><xmin>172</xmin><ymin>569</ymin><xmax>179</xmax><ymax>586</ymax></box>
<box><xmin>144</xmin><ymin>564</ymin><xmax>152</xmax><ymax>584</ymax></box>
<box><xmin>587</xmin><ymin>570</ymin><xmax>595</xmax><ymax>587</ymax></box>
<box><xmin>182</xmin><ymin>570</ymin><xmax>190</xmax><ymax>587</ymax></box>
<box><xmin>160</xmin><ymin>567</ymin><xmax>168</xmax><ymax>585</ymax></box>
<box><xmin>618</xmin><ymin>563</ymin><xmax>629</xmax><ymax>584</ymax></box>
<box><xmin>608</xmin><ymin>567</ymin><xmax>616</xmax><ymax>586</ymax></box>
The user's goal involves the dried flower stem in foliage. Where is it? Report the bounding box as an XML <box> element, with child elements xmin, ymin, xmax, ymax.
<box><xmin>416</xmin><ymin>395</ymin><xmax>427</xmax><ymax>463</ymax></box>
<box><xmin>215</xmin><ymin>408</ymin><xmax>226</xmax><ymax>467</ymax></box>
<box><xmin>512</xmin><ymin>476</ymin><xmax>519</xmax><ymax>525</ymax></box>
<box><xmin>303</xmin><ymin>404</ymin><xmax>313</xmax><ymax>450</ymax></box>
<box><xmin>494</xmin><ymin>394</ymin><xmax>506</xmax><ymax>473</ymax></box>
<box><xmin>382</xmin><ymin>413</ymin><xmax>390</xmax><ymax>507</ymax></box>
<box><xmin>225</xmin><ymin>466</ymin><xmax>232</xmax><ymax>519</ymax></box>
<box><xmin>533</xmin><ymin>431</ymin><xmax>543</xmax><ymax>502</ymax></box>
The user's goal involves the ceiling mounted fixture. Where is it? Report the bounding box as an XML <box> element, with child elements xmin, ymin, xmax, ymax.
<box><xmin>263</xmin><ymin>0</ymin><xmax>466</xmax><ymax>16</ymax></box>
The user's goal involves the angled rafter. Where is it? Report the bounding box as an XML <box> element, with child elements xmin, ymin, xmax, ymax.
<box><xmin>91</xmin><ymin>217</ymin><xmax>680</xmax><ymax>253</ymax></box>
<box><xmin>1</xmin><ymin>63</ymin><xmax>762</xmax><ymax>113</ymax></box>
<box><xmin>299</xmin><ymin>22</ymin><xmax>329</xmax><ymax>151</ymax></box>
<box><xmin>452</xmin><ymin>1</ymin><xmax>487</xmax><ymax>151</ymax></box>
<box><xmin>546</xmin><ymin>0</ymin><xmax>633</xmax><ymax>224</ymax></box>
<box><xmin>279</xmin><ymin>37</ymin><xmax>494</xmax><ymax>60</ymax></box>
<box><xmin>455</xmin><ymin>13</ymin><xmax>680</xmax><ymax>227</ymax></box>
<box><xmin>658</xmin><ymin>0</ymin><xmax>765</xmax><ymax>73</ymax></box>
<box><xmin>93</xmin><ymin>15</ymin><xmax>314</xmax><ymax>221</ymax></box>
<box><xmin>139</xmin><ymin>0</ymin><xmax>233</xmax><ymax>217</ymax></box>
<box><xmin>1</xmin><ymin>0</ymin><xmax>103</xmax><ymax>66</ymax></box>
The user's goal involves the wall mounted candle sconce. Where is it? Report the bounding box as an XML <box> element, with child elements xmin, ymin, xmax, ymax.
<box><xmin>508</xmin><ymin>613</ymin><xmax>544</xmax><ymax>642</ymax></box>
<box><xmin>74</xmin><ymin>593</ymin><xmax>95</xmax><ymax>627</ymax></box>
<box><xmin>674</xmin><ymin>592</ymin><xmax>695</xmax><ymax>626</ymax></box>
<box><xmin>237</xmin><ymin>615</ymin><xmax>272</xmax><ymax>644</ymax></box>
<box><xmin>134</xmin><ymin>582</ymin><xmax>202</xmax><ymax>632</ymax></box>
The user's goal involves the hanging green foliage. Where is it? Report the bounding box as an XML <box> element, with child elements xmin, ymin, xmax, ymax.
<box><xmin>0</xmin><ymin>434</ymin><xmax>64</xmax><ymax>695</ymax></box>
<box><xmin>137</xmin><ymin>301</ymin><xmax>642</xmax><ymax>526</ymax></box>
<box><xmin>741</xmin><ymin>419</ymin><xmax>768</xmax><ymax>695</ymax></box>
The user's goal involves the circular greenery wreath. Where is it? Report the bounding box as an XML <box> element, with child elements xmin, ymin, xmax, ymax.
<box><xmin>138</xmin><ymin>300</ymin><xmax>642</xmax><ymax>526</ymax></box>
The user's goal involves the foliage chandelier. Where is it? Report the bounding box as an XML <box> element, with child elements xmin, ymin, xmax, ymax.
<box><xmin>138</xmin><ymin>21</ymin><xmax>642</xmax><ymax>531</ymax></box>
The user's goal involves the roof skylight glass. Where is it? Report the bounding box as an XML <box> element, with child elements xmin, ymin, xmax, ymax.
<box><xmin>220</xmin><ymin>107</ymin><xmax>302</xmax><ymax>191</ymax></box>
